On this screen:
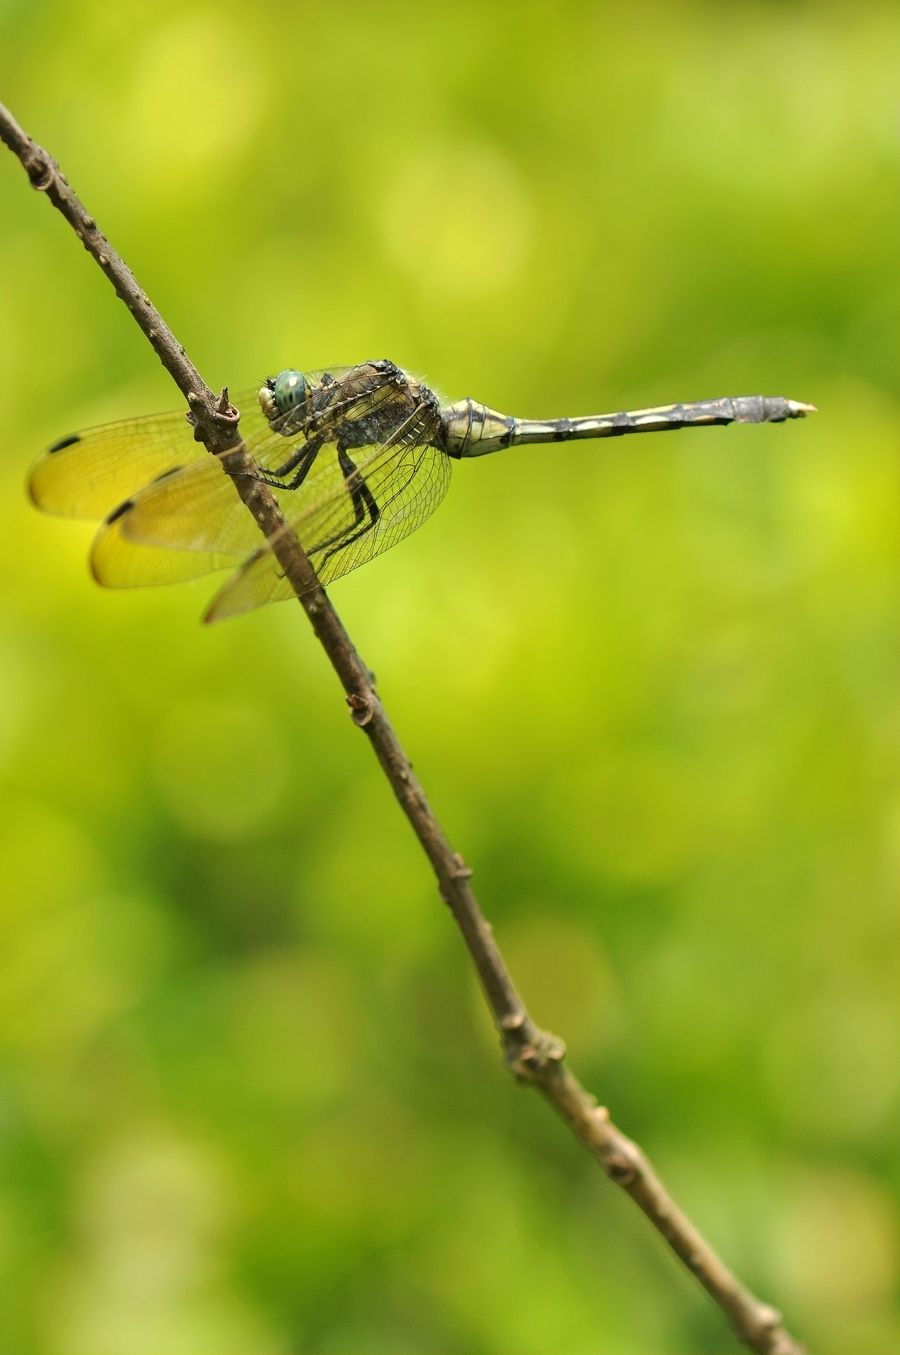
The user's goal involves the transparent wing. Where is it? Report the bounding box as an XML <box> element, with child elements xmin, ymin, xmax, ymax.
<box><xmin>89</xmin><ymin>378</ymin><xmax>449</xmax><ymax>602</ymax></box>
<box><xmin>90</xmin><ymin>458</ymin><xmax>262</xmax><ymax>587</ymax></box>
<box><xmin>88</xmin><ymin>368</ymin><xmax>425</xmax><ymax>585</ymax></box>
<box><xmin>36</xmin><ymin>363</ymin><xmax>451</xmax><ymax>610</ymax></box>
<box><xmin>28</xmin><ymin>388</ymin><xmax>268</xmax><ymax>520</ymax></box>
<box><xmin>89</xmin><ymin>443</ymin><xmax>370</xmax><ymax>588</ymax></box>
<box><xmin>204</xmin><ymin>405</ymin><xmax>452</xmax><ymax>621</ymax></box>
<box><xmin>28</xmin><ymin>366</ymin><xmax>372</xmax><ymax>522</ymax></box>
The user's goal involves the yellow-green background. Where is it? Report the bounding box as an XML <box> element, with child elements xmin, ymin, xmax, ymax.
<box><xmin>1</xmin><ymin>3</ymin><xmax>898</xmax><ymax>1352</ymax></box>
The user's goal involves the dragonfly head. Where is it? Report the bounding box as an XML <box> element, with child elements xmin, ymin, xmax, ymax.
<box><xmin>259</xmin><ymin>369</ymin><xmax>308</xmax><ymax>425</ymax></box>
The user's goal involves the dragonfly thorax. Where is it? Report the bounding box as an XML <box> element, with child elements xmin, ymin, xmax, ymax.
<box><xmin>259</xmin><ymin>361</ymin><xmax>440</xmax><ymax>449</ymax></box>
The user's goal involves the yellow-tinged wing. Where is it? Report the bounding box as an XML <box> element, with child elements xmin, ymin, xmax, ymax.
<box><xmin>89</xmin><ymin>459</ymin><xmax>258</xmax><ymax>587</ymax></box>
<box><xmin>87</xmin><ymin>435</ymin><xmax>348</xmax><ymax>587</ymax></box>
<box><xmin>28</xmin><ymin>389</ymin><xmax>267</xmax><ymax>520</ymax></box>
<box><xmin>87</xmin><ymin>426</ymin><xmax>363</xmax><ymax>588</ymax></box>
<box><xmin>35</xmin><ymin>365</ymin><xmax>451</xmax><ymax>616</ymax></box>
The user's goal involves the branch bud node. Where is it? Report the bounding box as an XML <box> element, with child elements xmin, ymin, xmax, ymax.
<box><xmin>347</xmin><ymin>692</ymin><xmax>374</xmax><ymax>727</ymax></box>
<box><xmin>450</xmin><ymin>854</ymin><xmax>473</xmax><ymax>880</ymax></box>
<box><xmin>606</xmin><ymin>1151</ymin><xmax>638</xmax><ymax>1184</ymax></box>
<box><xmin>756</xmin><ymin>1305</ymin><xmax>783</xmax><ymax>1331</ymax></box>
<box><xmin>505</xmin><ymin>1026</ymin><xmax>567</xmax><ymax>1082</ymax></box>
<box><xmin>26</xmin><ymin>153</ymin><xmax>53</xmax><ymax>191</ymax></box>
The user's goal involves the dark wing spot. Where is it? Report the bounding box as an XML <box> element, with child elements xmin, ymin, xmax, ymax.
<box><xmin>152</xmin><ymin>465</ymin><xmax>184</xmax><ymax>482</ymax></box>
<box><xmin>47</xmin><ymin>433</ymin><xmax>80</xmax><ymax>454</ymax></box>
<box><xmin>105</xmin><ymin>498</ymin><xmax>134</xmax><ymax>524</ymax></box>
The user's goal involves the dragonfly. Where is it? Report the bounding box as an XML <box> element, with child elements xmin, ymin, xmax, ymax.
<box><xmin>29</xmin><ymin>359</ymin><xmax>814</xmax><ymax>623</ymax></box>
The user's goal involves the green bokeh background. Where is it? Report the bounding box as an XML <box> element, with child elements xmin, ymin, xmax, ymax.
<box><xmin>2</xmin><ymin>3</ymin><xmax>898</xmax><ymax>1352</ymax></box>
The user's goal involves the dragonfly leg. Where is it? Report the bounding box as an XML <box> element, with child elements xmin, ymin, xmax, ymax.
<box><xmin>311</xmin><ymin>446</ymin><xmax>380</xmax><ymax>566</ymax></box>
<box><xmin>252</xmin><ymin>438</ymin><xmax>323</xmax><ymax>491</ymax></box>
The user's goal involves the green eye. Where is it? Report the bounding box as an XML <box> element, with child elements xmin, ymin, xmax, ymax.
<box><xmin>272</xmin><ymin>369</ymin><xmax>307</xmax><ymax>412</ymax></box>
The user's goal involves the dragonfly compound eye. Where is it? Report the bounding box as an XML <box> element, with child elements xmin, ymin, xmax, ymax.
<box><xmin>272</xmin><ymin>369</ymin><xmax>307</xmax><ymax>412</ymax></box>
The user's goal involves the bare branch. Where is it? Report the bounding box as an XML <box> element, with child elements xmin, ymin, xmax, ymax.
<box><xmin>1</xmin><ymin>100</ymin><xmax>806</xmax><ymax>1355</ymax></box>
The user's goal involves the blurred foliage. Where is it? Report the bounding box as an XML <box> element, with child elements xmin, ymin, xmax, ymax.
<box><xmin>1</xmin><ymin>1</ymin><xmax>899</xmax><ymax>1352</ymax></box>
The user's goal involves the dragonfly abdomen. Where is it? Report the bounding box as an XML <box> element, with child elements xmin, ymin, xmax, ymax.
<box><xmin>441</xmin><ymin>399</ymin><xmax>517</xmax><ymax>458</ymax></box>
<box><xmin>442</xmin><ymin>391</ymin><xmax>814</xmax><ymax>457</ymax></box>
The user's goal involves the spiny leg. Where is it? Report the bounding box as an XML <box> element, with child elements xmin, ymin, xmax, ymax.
<box><xmin>252</xmin><ymin>436</ymin><xmax>326</xmax><ymax>491</ymax></box>
<box><xmin>311</xmin><ymin>445</ymin><xmax>381</xmax><ymax>568</ymax></box>
<box><xmin>258</xmin><ymin>445</ymin><xmax>380</xmax><ymax>586</ymax></box>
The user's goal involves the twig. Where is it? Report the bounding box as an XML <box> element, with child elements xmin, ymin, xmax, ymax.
<box><xmin>1</xmin><ymin>100</ymin><xmax>806</xmax><ymax>1355</ymax></box>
